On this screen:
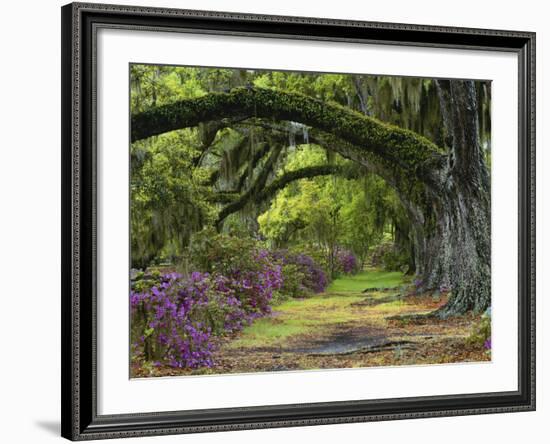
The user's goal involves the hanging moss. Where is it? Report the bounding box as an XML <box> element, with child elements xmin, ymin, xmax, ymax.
<box><xmin>214</xmin><ymin>164</ymin><xmax>361</xmax><ymax>227</ymax></box>
<box><xmin>215</xmin><ymin>144</ymin><xmax>283</xmax><ymax>229</ymax></box>
<box><xmin>131</xmin><ymin>87</ymin><xmax>444</xmax><ymax>178</ymax></box>
<box><xmin>207</xmin><ymin>191</ymin><xmax>239</xmax><ymax>204</ymax></box>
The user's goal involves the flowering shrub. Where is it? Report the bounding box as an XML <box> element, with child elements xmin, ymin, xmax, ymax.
<box><xmin>294</xmin><ymin>253</ymin><xmax>328</xmax><ymax>292</ymax></box>
<box><xmin>130</xmin><ymin>232</ymin><xmax>337</xmax><ymax>369</ymax></box>
<box><xmin>336</xmin><ymin>249</ymin><xmax>359</xmax><ymax>275</ymax></box>
<box><xmin>188</xmin><ymin>229</ymin><xmax>261</xmax><ymax>276</ymax></box>
<box><xmin>131</xmin><ymin>271</ymin><xmax>218</xmax><ymax>369</ymax></box>
<box><xmin>189</xmin><ymin>231</ymin><xmax>283</xmax><ymax>314</ymax></box>
<box><xmin>227</xmin><ymin>248</ymin><xmax>283</xmax><ymax>316</ymax></box>
<box><xmin>271</xmin><ymin>249</ymin><xmax>328</xmax><ymax>295</ymax></box>
<box><xmin>290</xmin><ymin>244</ymin><xmax>330</xmax><ymax>277</ymax></box>
<box><xmin>131</xmin><ymin>239</ymin><xmax>283</xmax><ymax>369</ymax></box>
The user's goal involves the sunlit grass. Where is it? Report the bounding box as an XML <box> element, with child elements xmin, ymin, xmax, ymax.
<box><xmin>228</xmin><ymin>298</ymin><xmax>361</xmax><ymax>348</ymax></box>
<box><xmin>228</xmin><ymin>319</ymin><xmax>310</xmax><ymax>347</ymax></box>
<box><xmin>376</xmin><ymin>300</ymin><xmax>407</xmax><ymax>312</ymax></box>
<box><xmin>276</xmin><ymin>295</ymin><xmax>364</xmax><ymax>311</ymax></box>
<box><xmin>227</xmin><ymin>271</ymin><xmax>407</xmax><ymax>348</ymax></box>
<box><xmin>327</xmin><ymin>270</ymin><xmax>406</xmax><ymax>293</ymax></box>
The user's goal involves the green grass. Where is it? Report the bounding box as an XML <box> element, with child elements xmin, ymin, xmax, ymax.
<box><xmin>228</xmin><ymin>297</ymin><xmax>363</xmax><ymax>348</ymax></box>
<box><xmin>226</xmin><ymin>270</ymin><xmax>406</xmax><ymax>349</ymax></box>
<box><xmin>229</xmin><ymin>319</ymin><xmax>308</xmax><ymax>347</ymax></box>
<box><xmin>327</xmin><ymin>270</ymin><xmax>406</xmax><ymax>293</ymax></box>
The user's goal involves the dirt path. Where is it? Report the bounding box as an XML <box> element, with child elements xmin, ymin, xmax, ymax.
<box><xmin>142</xmin><ymin>271</ymin><xmax>489</xmax><ymax>377</ymax></box>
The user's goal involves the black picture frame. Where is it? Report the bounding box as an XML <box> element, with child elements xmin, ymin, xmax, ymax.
<box><xmin>61</xmin><ymin>2</ymin><xmax>536</xmax><ymax>440</ymax></box>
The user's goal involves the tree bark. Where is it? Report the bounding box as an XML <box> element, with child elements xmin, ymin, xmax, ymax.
<box><xmin>416</xmin><ymin>80</ymin><xmax>491</xmax><ymax>316</ymax></box>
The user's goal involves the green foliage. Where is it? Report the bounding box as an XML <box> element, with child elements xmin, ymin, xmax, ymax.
<box><xmin>327</xmin><ymin>270</ymin><xmax>405</xmax><ymax>293</ymax></box>
<box><xmin>258</xmin><ymin>146</ymin><xmax>409</xmax><ymax>276</ymax></box>
<box><xmin>130</xmin><ymin>65</ymin><xmax>207</xmax><ymax>114</ymax></box>
<box><xmin>273</xmin><ymin>263</ymin><xmax>309</xmax><ymax>303</ymax></box>
<box><xmin>369</xmin><ymin>240</ymin><xmax>410</xmax><ymax>273</ymax></box>
<box><xmin>129</xmin><ymin>64</ymin><xmax>490</xmax><ymax>280</ymax></box>
<box><xmin>188</xmin><ymin>228</ymin><xmax>262</xmax><ymax>275</ymax></box>
<box><xmin>467</xmin><ymin>310</ymin><xmax>491</xmax><ymax>349</ymax></box>
<box><xmin>130</xmin><ymin>130</ymin><xmax>216</xmax><ymax>268</ymax></box>
<box><xmin>381</xmin><ymin>248</ymin><xmax>410</xmax><ymax>272</ymax></box>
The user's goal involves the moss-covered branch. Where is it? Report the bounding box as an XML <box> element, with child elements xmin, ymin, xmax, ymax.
<box><xmin>227</xmin><ymin>118</ymin><xmax>431</xmax><ymax>198</ymax></box>
<box><xmin>259</xmin><ymin>164</ymin><xmax>360</xmax><ymax>202</ymax></box>
<box><xmin>215</xmin><ymin>164</ymin><xmax>362</xmax><ymax>227</ymax></box>
<box><xmin>131</xmin><ymin>87</ymin><xmax>445</xmax><ymax>176</ymax></box>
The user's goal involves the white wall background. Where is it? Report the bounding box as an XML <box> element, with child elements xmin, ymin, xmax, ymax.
<box><xmin>0</xmin><ymin>0</ymin><xmax>545</xmax><ymax>443</ymax></box>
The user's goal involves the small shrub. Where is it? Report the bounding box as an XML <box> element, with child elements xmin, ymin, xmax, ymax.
<box><xmin>188</xmin><ymin>230</ymin><xmax>283</xmax><ymax>313</ymax></box>
<box><xmin>369</xmin><ymin>241</ymin><xmax>409</xmax><ymax>272</ymax></box>
<box><xmin>381</xmin><ymin>248</ymin><xmax>409</xmax><ymax>272</ymax></box>
<box><xmin>290</xmin><ymin>244</ymin><xmax>331</xmax><ymax>278</ymax></box>
<box><xmin>130</xmin><ymin>272</ymin><xmax>218</xmax><ymax>369</ymax></box>
<box><xmin>271</xmin><ymin>249</ymin><xmax>328</xmax><ymax>294</ymax></box>
<box><xmin>188</xmin><ymin>228</ymin><xmax>260</xmax><ymax>276</ymax></box>
<box><xmin>335</xmin><ymin>249</ymin><xmax>359</xmax><ymax>275</ymax></box>
<box><xmin>278</xmin><ymin>263</ymin><xmax>309</xmax><ymax>300</ymax></box>
<box><xmin>467</xmin><ymin>308</ymin><xmax>491</xmax><ymax>352</ymax></box>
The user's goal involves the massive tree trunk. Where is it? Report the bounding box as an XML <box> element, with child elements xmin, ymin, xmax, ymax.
<box><xmin>131</xmin><ymin>84</ymin><xmax>491</xmax><ymax>316</ymax></box>
<box><xmin>416</xmin><ymin>184</ymin><xmax>491</xmax><ymax>316</ymax></box>
<box><xmin>416</xmin><ymin>80</ymin><xmax>491</xmax><ymax>315</ymax></box>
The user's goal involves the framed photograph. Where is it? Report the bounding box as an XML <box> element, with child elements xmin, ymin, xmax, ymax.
<box><xmin>61</xmin><ymin>2</ymin><xmax>535</xmax><ymax>440</ymax></box>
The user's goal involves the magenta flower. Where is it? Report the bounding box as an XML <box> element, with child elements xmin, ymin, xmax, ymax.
<box><xmin>130</xmin><ymin>251</ymin><xmax>283</xmax><ymax>369</ymax></box>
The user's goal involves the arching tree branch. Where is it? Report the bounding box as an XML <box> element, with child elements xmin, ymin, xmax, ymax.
<box><xmin>259</xmin><ymin>164</ymin><xmax>361</xmax><ymax>201</ymax></box>
<box><xmin>131</xmin><ymin>87</ymin><xmax>445</xmax><ymax>179</ymax></box>
<box><xmin>228</xmin><ymin>118</ymin><xmax>424</xmax><ymax>200</ymax></box>
<box><xmin>205</xmin><ymin>117</ymin><xmax>427</xmax><ymax>233</ymax></box>
<box><xmin>213</xmin><ymin>164</ymin><xmax>362</xmax><ymax>216</ymax></box>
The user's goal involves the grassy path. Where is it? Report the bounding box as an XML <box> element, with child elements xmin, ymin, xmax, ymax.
<box><xmin>227</xmin><ymin>270</ymin><xmax>406</xmax><ymax>349</ymax></box>
<box><xmin>206</xmin><ymin>270</ymin><xmax>489</xmax><ymax>374</ymax></box>
<box><xmin>143</xmin><ymin>270</ymin><xmax>490</xmax><ymax>377</ymax></box>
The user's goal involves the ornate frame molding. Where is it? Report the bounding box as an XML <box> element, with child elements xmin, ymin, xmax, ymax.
<box><xmin>61</xmin><ymin>3</ymin><xmax>535</xmax><ymax>440</ymax></box>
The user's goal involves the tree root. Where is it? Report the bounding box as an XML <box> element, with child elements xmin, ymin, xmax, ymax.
<box><xmin>306</xmin><ymin>340</ymin><xmax>418</xmax><ymax>357</ymax></box>
<box><xmin>386</xmin><ymin>311</ymin><xmax>441</xmax><ymax>323</ymax></box>
<box><xmin>352</xmin><ymin>293</ymin><xmax>403</xmax><ymax>307</ymax></box>
<box><xmin>361</xmin><ymin>286</ymin><xmax>401</xmax><ymax>294</ymax></box>
<box><xmin>386</xmin><ymin>304</ymin><xmax>462</xmax><ymax>323</ymax></box>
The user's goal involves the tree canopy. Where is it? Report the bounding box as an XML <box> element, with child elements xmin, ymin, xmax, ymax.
<box><xmin>129</xmin><ymin>65</ymin><xmax>491</xmax><ymax>316</ymax></box>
